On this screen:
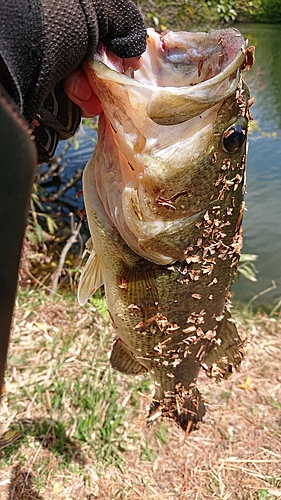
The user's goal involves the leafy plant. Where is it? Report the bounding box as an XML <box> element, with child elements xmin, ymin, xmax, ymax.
<box><xmin>237</xmin><ymin>253</ymin><xmax>258</xmax><ymax>282</ymax></box>
<box><xmin>26</xmin><ymin>184</ymin><xmax>57</xmax><ymax>247</ymax></box>
<box><xmin>255</xmin><ymin>0</ymin><xmax>281</xmax><ymax>22</ymax></box>
<box><xmin>207</xmin><ymin>0</ymin><xmax>237</xmax><ymax>22</ymax></box>
<box><xmin>138</xmin><ymin>0</ymin><xmax>261</xmax><ymax>30</ymax></box>
<box><xmin>208</xmin><ymin>0</ymin><xmax>261</xmax><ymax>22</ymax></box>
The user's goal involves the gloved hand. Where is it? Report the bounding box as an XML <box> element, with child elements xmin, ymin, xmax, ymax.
<box><xmin>0</xmin><ymin>0</ymin><xmax>147</xmax><ymax>162</ymax></box>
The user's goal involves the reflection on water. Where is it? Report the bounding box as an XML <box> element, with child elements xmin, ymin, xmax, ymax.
<box><xmin>232</xmin><ymin>24</ymin><xmax>281</xmax><ymax>309</ymax></box>
<box><xmin>51</xmin><ymin>24</ymin><xmax>281</xmax><ymax>310</ymax></box>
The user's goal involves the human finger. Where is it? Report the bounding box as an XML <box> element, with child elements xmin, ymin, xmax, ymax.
<box><xmin>63</xmin><ymin>66</ymin><xmax>103</xmax><ymax>118</ymax></box>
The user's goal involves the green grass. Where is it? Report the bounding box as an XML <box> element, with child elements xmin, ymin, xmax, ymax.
<box><xmin>267</xmin><ymin>398</ymin><xmax>281</xmax><ymax>413</ymax></box>
<box><xmin>2</xmin><ymin>290</ymin><xmax>144</xmax><ymax>474</ymax></box>
<box><xmin>1</xmin><ymin>287</ymin><xmax>281</xmax><ymax>499</ymax></box>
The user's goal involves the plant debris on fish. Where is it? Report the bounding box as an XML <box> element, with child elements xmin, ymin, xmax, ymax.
<box><xmin>78</xmin><ymin>28</ymin><xmax>254</xmax><ymax>433</ymax></box>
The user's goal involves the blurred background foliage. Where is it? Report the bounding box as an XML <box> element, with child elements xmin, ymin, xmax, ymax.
<box><xmin>137</xmin><ymin>0</ymin><xmax>280</xmax><ymax>29</ymax></box>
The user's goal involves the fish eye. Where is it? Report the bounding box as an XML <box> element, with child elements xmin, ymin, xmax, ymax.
<box><xmin>222</xmin><ymin>119</ymin><xmax>247</xmax><ymax>153</ymax></box>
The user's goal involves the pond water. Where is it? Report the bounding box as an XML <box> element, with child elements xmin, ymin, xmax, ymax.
<box><xmin>231</xmin><ymin>23</ymin><xmax>281</xmax><ymax>311</ymax></box>
<box><xmin>49</xmin><ymin>23</ymin><xmax>281</xmax><ymax>311</ymax></box>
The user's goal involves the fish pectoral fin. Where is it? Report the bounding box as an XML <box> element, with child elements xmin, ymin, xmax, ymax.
<box><xmin>126</xmin><ymin>265</ymin><xmax>159</xmax><ymax>322</ymax></box>
<box><xmin>203</xmin><ymin>309</ymin><xmax>244</xmax><ymax>381</ymax></box>
<box><xmin>110</xmin><ymin>339</ymin><xmax>148</xmax><ymax>375</ymax></box>
<box><xmin>78</xmin><ymin>243</ymin><xmax>103</xmax><ymax>306</ymax></box>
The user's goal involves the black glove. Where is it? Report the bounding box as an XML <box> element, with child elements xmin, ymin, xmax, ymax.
<box><xmin>0</xmin><ymin>0</ymin><xmax>147</xmax><ymax>162</ymax></box>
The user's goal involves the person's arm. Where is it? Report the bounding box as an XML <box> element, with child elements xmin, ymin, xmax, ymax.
<box><xmin>0</xmin><ymin>0</ymin><xmax>146</xmax><ymax>162</ymax></box>
<box><xmin>0</xmin><ymin>0</ymin><xmax>146</xmax><ymax>392</ymax></box>
<box><xmin>0</xmin><ymin>85</ymin><xmax>37</xmax><ymax>394</ymax></box>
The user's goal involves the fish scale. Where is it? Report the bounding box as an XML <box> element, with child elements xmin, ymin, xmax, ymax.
<box><xmin>79</xmin><ymin>28</ymin><xmax>254</xmax><ymax>432</ymax></box>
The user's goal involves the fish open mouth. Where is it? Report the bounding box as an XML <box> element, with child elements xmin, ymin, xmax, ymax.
<box><xmin>127</xmin><ymin>28</ymin><xmax>247</xmax><ymax>92</ymax></box>
<box><xmin>153</xmin><ymin>28</ymin><xmax>247</xmax><ymax>86</ymax></box>
<box><xmin>130</xmin><ymin>28</ymin><xmax>249</xmax><ymax>126</ymax></box>
<box><xmin>83</xmin><ymin>28</ymin><xmax>252</xmax><ymax>265</ymax></box>
<box><xmin>94</xmin><ymin>28</ymin><xmax>247</xmax><ymax>90</ymax></box>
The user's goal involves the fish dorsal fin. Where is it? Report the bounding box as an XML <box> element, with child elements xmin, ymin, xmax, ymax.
<box><xmin>78</xmin><ymin>238</ymin><xmax>104</xmax><ymax>306</ymax></box>
<box><xmin>110</xmin><ymin>339</ymin><xmax>148</xmax><ymax>374</ymax></box>
<box><xmin>203</xmin><ymin>309</ymin><xmax>244</xmax><ymax>380</ymax></box>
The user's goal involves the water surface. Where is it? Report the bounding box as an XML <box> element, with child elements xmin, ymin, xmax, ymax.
<box><xmin>232</xmin><ymin>23</ymin><xmax>281</xmax><ymax>310</ymax></box>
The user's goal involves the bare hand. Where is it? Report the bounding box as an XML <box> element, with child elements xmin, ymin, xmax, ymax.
<box><xmin>63</xmin><ymin>55</ymin><xmax>143</xmax><ymax>117</ymax></box>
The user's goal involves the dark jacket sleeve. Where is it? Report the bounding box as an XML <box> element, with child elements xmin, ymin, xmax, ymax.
<box><xmin>0</xmin><ymin>0</ymin><xmax>146</xmax><ymax>123</ymax></box>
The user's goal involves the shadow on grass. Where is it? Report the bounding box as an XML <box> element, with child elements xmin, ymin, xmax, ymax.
<box><xmin>0</xmin><ymin>417</ymin><xmax>86</xmax><ymax>466</ymax></box>
<box><xmin>7</xmin><ymin>464</ymin><xmax>43</xmax><ymax>500</ymax></box>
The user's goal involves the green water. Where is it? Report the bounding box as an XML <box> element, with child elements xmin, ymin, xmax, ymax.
<box><xmin>232</xmin><ymin>23</ymin><xmax>281</xmax><ymax>310</ymax></box>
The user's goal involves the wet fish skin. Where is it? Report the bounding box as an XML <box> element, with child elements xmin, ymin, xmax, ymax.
<box><xmin>79</xmin><ymin>29</ymin><xmax>253</xmax><ymax>432</ymax></box>
<box><xmin>81</xmin><ymin>28</ymin><xmax>251</xmax><ymax>267</ymax></box>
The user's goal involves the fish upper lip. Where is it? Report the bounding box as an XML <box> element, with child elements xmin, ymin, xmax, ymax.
<box><xmin>150</xmin><ymin>28</ymin><xmax>246</xmax><ymax>87</ymax></box>
<box><xmin>158</xmin><ymin>31</ymin><xmax>204</xmax><ymax>66</ymax></box>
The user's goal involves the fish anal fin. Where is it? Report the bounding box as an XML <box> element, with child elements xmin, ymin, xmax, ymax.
<box><xmin>203</xmin><ymin>309</ymin><xmax>244</xmax><ymax>381</ymax></box>
<box><xmin>110</xmin><ymin>339</ymin><xmax>148</xmax><ymax>375</ymax></box>
<box><xmin>78</xmin><ymin>246</ymin><xmax>103</xmax><ymax>306</ymax></box>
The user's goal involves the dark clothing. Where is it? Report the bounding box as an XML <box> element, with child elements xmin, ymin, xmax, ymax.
<box><xmin>0</xmin><ymin>0</ymin><xmax>146</xmax><ymax>161</ymax></box>
<box><xmin>0</xmin><ymin>0</ymin><xmax>146</xmax><ymax>392</ymax></box>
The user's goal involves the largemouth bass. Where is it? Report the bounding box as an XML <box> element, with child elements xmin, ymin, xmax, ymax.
<box><xmin>78</xmin><ymin>28</ymin><xmax>254</xmax><ymax>432</ymax></box>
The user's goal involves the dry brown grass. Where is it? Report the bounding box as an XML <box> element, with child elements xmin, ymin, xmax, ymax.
<box><xmin>0</xmin><ymin>288</ymin><xmax>280</xmax><ymax>500</ymax></box>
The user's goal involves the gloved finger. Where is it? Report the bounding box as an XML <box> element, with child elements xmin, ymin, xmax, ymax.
<box><xmin>32</xmin><ymin>82</ymin><xmax>81</xmax><ymax>163</ymax></box>
<box><xmin>97</xmin><ymin>0</ymin><xmax>147</xmax><ymax>59</ymax></box>
<box><xmin>0</xmin><ymin>0</ymin><xmax>146</xmax><ymax>125</ymax></box>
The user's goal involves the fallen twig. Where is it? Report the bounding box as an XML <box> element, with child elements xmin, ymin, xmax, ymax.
<box><xmin>47</xmin><ymin>169</ymin><xmax>83</xmax><ymax>202</ymax></box>
<box><xmin>50</xmin><ymin>213</ymin><xmax>82</xmax><ymax>297</ymax></box>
